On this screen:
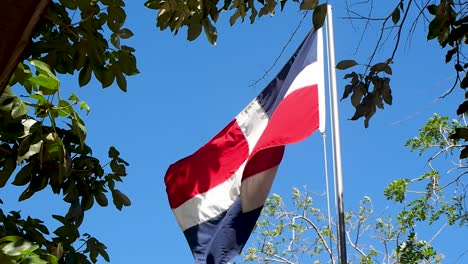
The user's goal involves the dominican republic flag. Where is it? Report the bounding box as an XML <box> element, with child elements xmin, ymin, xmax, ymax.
<box><xmin>165</xmin><ymin>28</ymin><xmax>325</xmax><ymax>264</ymax></box>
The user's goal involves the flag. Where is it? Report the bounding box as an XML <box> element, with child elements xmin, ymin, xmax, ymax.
<box><xmin>165</xmin><ymin>28</ymin><xmax>325</xmax><ymax>264</ymax></box>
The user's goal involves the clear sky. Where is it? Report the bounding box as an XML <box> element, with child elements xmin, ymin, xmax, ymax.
<box><xmin>2</xmin><ymin>1</ymin><xmax>467</xmax><ymax>263</ymax></box>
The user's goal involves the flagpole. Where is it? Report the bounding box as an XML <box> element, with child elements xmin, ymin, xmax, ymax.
<box><xmin>325</xmin><ymin>5</ymin><xmax>348</xmax><ymax>264</ymax></box>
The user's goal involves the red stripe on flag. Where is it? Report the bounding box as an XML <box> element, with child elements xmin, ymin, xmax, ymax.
<box><xmin>242</xmin><ymin>146</ymin><xmax>284</xmax><ymax>179</ymax></box>
<box><xmin>251</xmin><ymin>85</ymin><xmax>320</xmax><ymax>157</ymax></box>
<box><xmin>165</xmin><ymin>120</ymin><xmax>249</xmax><ymax>209</ymax></box>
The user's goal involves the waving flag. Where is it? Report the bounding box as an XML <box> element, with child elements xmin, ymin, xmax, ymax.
<box><xmin>165</xmin><ymin>28</ymin><xmax>325</xmax><ymax>264</ymax></box>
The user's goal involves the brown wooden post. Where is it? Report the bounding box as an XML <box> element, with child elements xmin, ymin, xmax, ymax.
<box><xmin>0</xmin><ymin>0</ymin><xmax>51</xmax><ymax>95</ymax></box>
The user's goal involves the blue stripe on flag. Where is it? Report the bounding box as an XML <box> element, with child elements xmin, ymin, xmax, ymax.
<box><xmin>256</xmin><ymin>31</ymin><xmax>318</xmax><ymax>118</ymax></box>
<box><xmin>184</xmin><ymin>197</ymin><xmax>263</xmax><ymax>264</ymax></box>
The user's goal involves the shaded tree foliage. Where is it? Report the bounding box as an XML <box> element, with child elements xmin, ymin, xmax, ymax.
<box><xmin>1</xmin><ymin>0</ymin><xmax>136</xmax><ymax>263</ymax></box>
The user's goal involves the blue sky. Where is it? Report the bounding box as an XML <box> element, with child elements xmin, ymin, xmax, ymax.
<box><xmin>2</xmin><ymin>1</ymin><xmax>468</xmax><ymax>263</ymax></box>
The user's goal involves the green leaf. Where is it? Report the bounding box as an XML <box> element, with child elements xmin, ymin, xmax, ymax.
<box><xmin>384</xmin><ymin>179</ymin><xmax>409</xmax><ymax>203</ymax></box>
<box><xmin>336</xmin><ymin>60</ymin><xmax>358</xmax><ymax>70</ymax></box>
<box><xmin>71</xmin><ymin>113</ymin><xmax>87</xmax><ymax>146</ymax></box>
<box><xmin>312</xmin><ymin>4</ymin><xmax>327</xmax><ymax>30</ymax></box>
<box><xmin>0</xmin><ymin>158</ymin><xmax>16</xmax><ymax>187</ymax></box>
<box><xmin>30</xmin><ymin>93</ymin><xmax>46</xmax><ymax>104</ymax></box>
<box><xmin>30</xmin><ymin>60</ymin><xmax>57</xmax><ymax>80</ymax></box>
<box><xmin>57</xmin><ymin>100</ymin><xmax>73</xmax><ymax>117</ymax></box>
<box><xmin>2</xmin><ymin>239</ymin><xmax>38</xmax><ymax>256</ymax></box>
<box><xmin>29</xmin><ymin>75</ymin><xmax>59</xmax><ymax>93</ymax></box>
<box><xmin>80</xmin><ymin>101</ymin><xmax>91</xmax><ymax>114</ymax></box>
<box><xmin>69</xmin><ymin>93</ymin><xmax>79</xmax><ymax>103</ymax></box>
<box><xmin>11</xmin><ymin>98</ymin><xmax>28</xmax><ymax>119</ymax></box>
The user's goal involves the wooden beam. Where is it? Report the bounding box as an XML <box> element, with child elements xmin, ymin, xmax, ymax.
<box><xmin>0</xmin><ymin>0</ymin><xmax>51</xmax><ymax>95</ymax></box>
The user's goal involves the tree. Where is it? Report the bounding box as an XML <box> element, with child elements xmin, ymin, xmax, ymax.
<box><xmin>237</xmin><ymin>114</ymin><xmax>466</xmax><ymax>263</ymax></box>
<box><xmin>1</xmin><ymin>0</ymin><xmax>137</xmax><ymax>263</ymax></box>
<box><xmin>237</xmin><ymin>190</ymin><xmax>443</xmax><ymax>263</ymax></box>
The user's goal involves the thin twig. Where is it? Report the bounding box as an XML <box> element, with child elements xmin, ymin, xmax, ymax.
<box><xmin>248</xmin><ymin>11</ymin><xmax>308</xmax><ymax>88</ymax></box>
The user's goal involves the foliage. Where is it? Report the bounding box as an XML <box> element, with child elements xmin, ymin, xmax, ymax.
<box><xmin>237</xmin><ymin>189</ymin><xmax>442</xmax><ymax>264</ymax></box>
<box><xmin>144</xmin><ymin>0</ymin><xmax>329</xmax><ymax>44</ymax></box>
<box><xmin>336</xmin><ymin>0</ymin><xmax>467</xmax><ymax>128</ymax></box>
<box><xmin>0</xmin><ymin>0</ymin><xmax>136</xmax><ymax>263</ymax></box>
<box><xmin>388</xmin><ymin>114</ymin><xmax>467</xmax><ymax>227</ymax></box>
<box><xmin>240</xmin><ymin>114</ymin><xmax>467</xmax><ymax>263</ymax></box>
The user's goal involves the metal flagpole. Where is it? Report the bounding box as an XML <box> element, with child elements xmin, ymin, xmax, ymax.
<box><xmin>325</xmin><ymin>4</ymin><xmax>348</xmax><ymax>264</ymax></box>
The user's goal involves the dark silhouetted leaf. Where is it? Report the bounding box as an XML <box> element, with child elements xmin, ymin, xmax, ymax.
<box><xmin>117</xmin><ymin>28</ymin><xmax>134</xmax><ymax>39</ymax></box>
<box><xmin>351</xmin><ymin>85</ymin><xmax>363</xmax><ymax>107</ymax></box>
<box><xmin>300</xmin><ymin>0</ymin><xmax>318</xmax><ymax>10</ymax></box>
<box><xmin>79</xmin><ymin>63</ymin><xmax>92</xmax><ymax>87</ymax></box>
<box><xmin>460</xmin><ymin>146</ymin><xmax>468</xmax><ymax>159</ymax></box>
<box><xmin>445</xmin><ymin>47</ymin><xmax>457</xmax><ymax>63</ymax></box>
<box><xmin>12</xmin><ymin>164</ymin><xmax>34</xmax><ymax>186</ymax></box>
<box><xmin>342</xmin><ymin>85</ymin><xmax>353</xmax><ymax>100</ymax></box>
<box><xmin>381</xmin><ymin>79</ymin><xmax>393</xmax><ymax>105</ymax></box>
<box><xmin>187</xmin><ymin>23</ymin><xmax>202</xmax><ymax>41</ymax></box>
<box><xmin>456</xmin><ymin>100</ymin><xmax>468</xmax><ymax>115</ymax></box>
<box><xmin>427</xmin><ymin>4</ymin><xmax>438</xmax><ymax>15</ymax></box>
<box><xmin>336</xmin><ymin>60</ymin><xmax>358</xmax><ymax>70</ymax></box>
<box><xmin>95</xmin><ymin>192</ymin><xmax>109</xmax><ymax>207</ymax></box>
<box><xmin>462</xmin><ymin>74</ymin><xmax>468</xmax><ymax>89</ymax></box>
<box><xmin>203</xmin><ymin>19</ymin><xmax>218</xmax><ymax>45</ymax></box>
<box><xmin>112</xmin><ymin>189</ymin><xmax>131</xmax><ymax>210</ymax></box>
<box><xmin>372</xmin><ymin>63</ymin><xmax>392</xmax><ymax>74</ymax></box>
<box><xmin>116</xmin><ymin>72</ymin><xmax>127</xmax><ymax>92</ymax></box>
<box><xmin>18</xmin><ymin>186</ymin><xmax>35</xmax><ymax>201</ymax></box>
<box><xmin>428</xmin><ymin>17</ymin><xmax>442</xmax><ymax>40</ymax></box>
<box><xmin>0</xmin><ymin>158</ymin><xmax>16</xmax><ymax>187</ymax></box>
<box><xmin>392</xmin><ymin>7</ymin><xmax>400</xmax><ymax>24</ymax></box>
<box><xmin>108</xmin><ymin>146</ymin><xmax>120</xmax><ymax>158</ymax></box>
<box><xmin>312</xmin><ymin>4</ymin><xmax>327</xmax><ymax>30</ymax></box>
<box><xmin>450</xmin><ymin>127</ymin><xmax>468</xmax><ymax>140</ymax></box>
